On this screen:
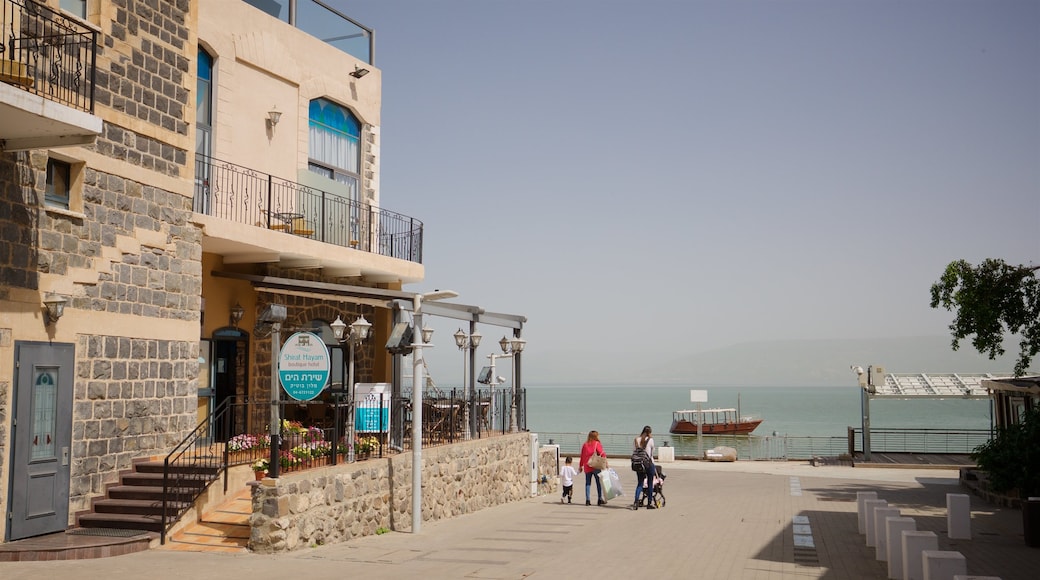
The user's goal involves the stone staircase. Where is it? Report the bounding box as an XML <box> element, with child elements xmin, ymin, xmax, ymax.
<box><xmin>77</xmin><ymin>459</ymin><xmax>220</xmax><ymax>533</ymax></box>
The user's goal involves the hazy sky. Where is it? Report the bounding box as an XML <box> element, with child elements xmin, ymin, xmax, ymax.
<box><xmin>328</xmin><ymin>1</ymin><xmax>1039</xmax><ymax>385</ymax></box>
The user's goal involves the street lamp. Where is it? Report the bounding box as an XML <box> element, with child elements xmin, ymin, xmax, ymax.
<box><xmin>453</xmin><ymin>327</ymin><xmax>482</xmax><ymax>440</ymax></box>
<box><xmin>499</xmin><ymin>335</ymin><xmax>526</xmax><ymax>433</ymax></box>
<box><xmin>332</xmin><ymin>315</ymin><xmax>372</xmax><ymax>462</ymax></box>
<box><xmin>851</xmin><ymin>364</ymin><xmax>881</xmax><ymax>462</ymax></box>
<box><xmin>411</xmin><ymin>290</ymin><xmax>458</xmax><ymax>534</ymax></box>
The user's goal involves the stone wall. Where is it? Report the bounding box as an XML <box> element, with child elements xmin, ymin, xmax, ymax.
<box><xmin>249</xmin><ymin>433</ymin><xmax>559</xmax><ymax>553</ymax></box>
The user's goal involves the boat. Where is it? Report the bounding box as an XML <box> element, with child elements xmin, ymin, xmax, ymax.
<box><xmin>669</xmin><ymin>407</ymin><xmax>763</xmax><ymax>435</ymax></box>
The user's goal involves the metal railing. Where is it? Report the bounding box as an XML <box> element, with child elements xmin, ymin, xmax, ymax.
<box><xmin>847</xmin><ymin>428</ymin><xmax>991</xmax><ymax>455</ymax></box>
<box><xmin>0</xmin><ymin>0</ymin><xmax>97</xmax><ymax>112</ymax></box>
<box><xmin>244</xmin><ymin>0</ymin><xmax>375</xmax><ymax>64</ymax></box>
<box><xmin>193</xmin><ymin>153</ymin><xmax>423</xmax><ymax>263</ymax></box>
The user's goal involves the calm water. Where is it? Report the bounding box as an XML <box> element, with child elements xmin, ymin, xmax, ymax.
<box><xmin>526</xmin><ymin>385</ymin><xmax>993</xmax><ymax>440</ymax></box>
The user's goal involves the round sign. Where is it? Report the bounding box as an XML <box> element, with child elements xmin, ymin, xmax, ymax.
<box><xmin>278</xmin><ymin>332</ymin><xmax>331</xmax><ymax>401</ymax></box>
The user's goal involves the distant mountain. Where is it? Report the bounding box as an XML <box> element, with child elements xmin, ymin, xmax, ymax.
<box><xmin>524</xmin><ymin>336</ymin><xmax>1025</xmax><ymax>386</ymax></box>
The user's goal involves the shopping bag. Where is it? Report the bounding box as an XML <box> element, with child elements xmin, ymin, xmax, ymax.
<box><xmin>603</xmin><ymin>468</ymin><xmax>623</xmax><ymax>500</ymax></box>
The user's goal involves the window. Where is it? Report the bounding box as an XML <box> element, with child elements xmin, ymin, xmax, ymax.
<box><xmin>46</xmin><ymin>159</ymin><xmax>71</xmax><ymax>210</ymax></box>
<box><xmin>60</xmin><ymin>0</ymin><xmax>87</xmax><ymax>19</ymax></box>
<box><xmin>196</xmin><ymin>48</ymin><xmax>214</xmax><ymax>159</ymax></box>
<box><xmin>308</xmin><ymin>98</ymin><xmax>360</xmax><ymax>195</ymax></box>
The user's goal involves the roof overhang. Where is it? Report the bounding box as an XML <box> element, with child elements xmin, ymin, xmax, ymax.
<box><xmin>870</xmin><ymin>373</ymin><xmax>1007</xmax><ymax>399</ymax></box>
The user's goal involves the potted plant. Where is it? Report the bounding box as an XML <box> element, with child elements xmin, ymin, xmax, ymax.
<box><xmin>971</xmin><ymin>406</ymin><xmax>1040</xmax><ymax>546</ymax></box>
<box><xmin>252</xmin><ymin>458</ymin><xmax>269</xmax><ymax>480</ymax></box>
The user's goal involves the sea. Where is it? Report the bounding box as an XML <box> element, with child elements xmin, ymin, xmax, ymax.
<box><xmin>525</xmin><ymin>384</ymin><xmax>993</xmax><ymax>456</ymax></box>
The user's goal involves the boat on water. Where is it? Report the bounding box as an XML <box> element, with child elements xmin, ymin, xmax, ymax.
<box><xmin>669</xmin><ymin>407</ymin><xmax>764</xmax><ymax>435</ymax></box>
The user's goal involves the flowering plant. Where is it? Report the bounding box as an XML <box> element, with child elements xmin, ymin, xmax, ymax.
<box><xmin>253</xmin><ymin>458</ymin><xmax>269</xmax><ymax>473</ymax></box>
<box><xmin>356</xmin><ymin>435</ymin><xmax>379</xmax><ymax>454</ymax></box>
<box><xmin>228</xmin><ymin>434</ymin><xmax>260</xmax><ymax>452</ymax></box>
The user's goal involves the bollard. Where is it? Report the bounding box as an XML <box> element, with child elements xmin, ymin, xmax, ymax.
<box><xmin>946</xmin><ymin>493</ymin><xmax>971</xmax><ymax>540</ymax></box>
<box><xmin>864</xmin><ymin>499</ymin><xmax>888</xmax><ymax>547</ymax></box>
<box><xmin>886</xmin><ymin>517</ymin><xmax>916</xmax><ymax>580</ymax></box>
<box><xmin>921</xmin><ymin>550</ymin><xmax>965</xmax><ymax>580</ymax></box>
<box><xmin>874</xmin><ymin>507</ymin><xmax>901</xmax><ymax>561</ymax></box>
<box><xmin>902</xmin><ymin>530</ymin><xmax>938</xmax><ymax>580</ymax></box>
<box><xmin>858</xmin><ymin>491</ymin><xmax>879</xmax><ymax>534</ymax></box>
<box><xmin>657</xmin><ymin>446</ymin><xmax>675</xmax><ymax>463</ymax></box>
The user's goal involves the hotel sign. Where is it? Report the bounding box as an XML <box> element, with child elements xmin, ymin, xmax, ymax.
<box><xmin>279</xmin><ymin>332</ymin><xmax>331</xmax><ymax>401</ymax></box>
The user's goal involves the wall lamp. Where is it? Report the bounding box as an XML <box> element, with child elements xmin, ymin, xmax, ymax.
<box><xmin>43</xmin><ymin>294</ymin><xmax>67</xmax><ymax>325</ymax></box>
<box><xmin>349</xmin><ymin>65</ymin><xmax>370</xmax><ymax>79</ymax></box>
<box><xmin>230</xmin><ymin>302</ymin><xmax>244</xmax><ymax>328</ymax></box>
<box><xmin>266</xmin><ymin>107</ymin><xmax>282</xmax><ymax>129</ymax></box>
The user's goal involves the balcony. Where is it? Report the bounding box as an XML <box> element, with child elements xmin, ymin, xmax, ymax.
<box><xmin>0</xmin><ymin>0</ymin><xmax>101</xmax><ymax>151</ymax></box>
<box><xmin>193</xmin><ymin>154</ymin><xmax>424</xmax><ymax>282</ymax></box>
<box><xmin>243</xmin><ymin>0</ymin><xmax>374</xmax><ymax>64</ymax></box>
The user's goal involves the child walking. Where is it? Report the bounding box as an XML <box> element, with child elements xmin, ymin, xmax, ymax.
<box><xmin>559</xmin><ymin>456</ymin><xmax>577</xmax><ymax>504</ymax></box>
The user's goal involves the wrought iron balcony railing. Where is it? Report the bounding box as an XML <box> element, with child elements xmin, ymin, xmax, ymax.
<box><xmin>194</xmin><ymin>153</ymin><xmax>423</xmax><ymax>264</ymax></box>
<box><xmin>0</xmin><ymin>0</ymin><xmax>97</xmax><ymax>112</ymax></box>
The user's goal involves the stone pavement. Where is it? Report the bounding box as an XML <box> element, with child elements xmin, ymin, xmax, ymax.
<box><xmin>2</xmin><ymin>460</ymin><xmax>1038</xmax><ymax>579</ymax></box>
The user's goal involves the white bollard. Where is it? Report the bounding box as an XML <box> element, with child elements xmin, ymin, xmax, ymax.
<box><xmin>922</xmin><ymin>550</ymin><xmax>965</xmax><ymax>580</ymax></box>
<box><xmin>865</xmin><ymin>499</ymin><xmax>888</xmax><ymax>547</ymax></box>
<box><xmin>874</xmin><ymin>507</ymin><xmax>901</xmax><ymax>561</ymax></box>
<box><xmin>657</xmin><ymin>446</ymin><xmax>675</xmax><ymax>463</ymax></box>
<box><xmin>903</xmin><ymin>531</ymin><xmax>938</xmax><ymax>580</ymax></box>
<box><xmin>887</xmin><ymin>516</ymin><xmax>916</xmax><ymax>580</ymax></box>
<box><xmin>946</xmin><ymin>493</ymin><xmax>971</xmax><ymax>540</ymax></box>
<box><xmin>858</xmin><ymin>491</ymin><xmax>879</xmax><ymax>534</ymax></box>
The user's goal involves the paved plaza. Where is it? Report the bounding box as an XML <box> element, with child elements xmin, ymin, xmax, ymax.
<box><xmin>2</xmin><ymin>460</ymin><xmax>1038</xmax><ymax>579</ymax></box>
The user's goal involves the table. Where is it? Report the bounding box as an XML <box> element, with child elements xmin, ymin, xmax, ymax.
<box><xmin>271</xmin><ymin>212</ymin><xmax>303</xmax><ymax>232</ymax></box>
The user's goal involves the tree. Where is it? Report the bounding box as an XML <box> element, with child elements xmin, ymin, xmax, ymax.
<box><xmin>929</xmin><ymin>259</ymin><xmax>1040</xmax><ymax>377</ymax></box>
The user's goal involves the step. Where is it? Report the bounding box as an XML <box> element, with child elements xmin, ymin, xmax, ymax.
<box><xmin>107</xmin><ymin>485</ymin><xmax>196</xmax><ymax>503</ymax></box>
<box><xmin>121</xmin><ymin>472</ymin><xmax>214</xmax><ymax>489</ymax></box>
<box><xmin>92</xmin><ymin>498</ymin><xmax>191</xmax><ymax>516</ymax></box>
<box><xmin>134</xmin><ymin>460</ymin><xmax>222</xmax><ymax>476</ymax></box>
<box><xmin>77</xmin><ymin>512</ymin><xmax>164</xmax><ymax>533</ymax></box>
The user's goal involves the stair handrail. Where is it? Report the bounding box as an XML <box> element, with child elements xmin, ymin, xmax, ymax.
<box><xmin>160</xmin><ymin>398</ymin><xmax>233</xmax><ymax>544</ymax></box>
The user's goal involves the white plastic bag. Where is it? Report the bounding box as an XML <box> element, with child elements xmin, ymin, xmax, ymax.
<box><xmin>603</xmin><ymin>468</ymin><xmax>623</xmax><ymax>500</ymax></box>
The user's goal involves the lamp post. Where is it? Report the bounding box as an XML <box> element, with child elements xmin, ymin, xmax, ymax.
<box><xmin>411</xmin><ymin>290</ymin><xmax>458</xmax><ymax>534</ymax></box>
<box><xmin>331</xmin><ymin>314</ymin><xmax>372</xmax><ymax>462</ymax></box>
<box><xmin>453</xmin><ymin>326</ymin><xmax>482</xmax><ymax>440</ymax></box>
<box><xmin>851</xmin><ymin>364</ymin><xmax>879</xmax><ymax>462</ymax></box>
<box><xmin>499</xmin><ymin>335</ymin><xmax>526</xmax><ymax>433</ymax></box>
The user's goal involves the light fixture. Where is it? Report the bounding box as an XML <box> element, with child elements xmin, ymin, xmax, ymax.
<box><xmin>499</xmin><ymin>335</ymin><xmax>510</xmax><ymax>354</ymax></box>
<box><xmin>420</xmin><ymin>324</ymin><xmax>434</xmax><ymax>344</ymax></box>
<box><xmin>509</xmin><ymin>337</ymin><xmax>526</xmax><ymax>353</ymax></box>
<box><xmin>42</xmin><ymin>294</ymin><xmax>67</xmax><ymax>325</ymax></box>
<box><xmin>230</xmin><ymin>302</ymin><xmax>244</xmax><ymax>327</ymax></box>
<box><xmin>330</xmin><ymin>315</ymin><xmax>347</xmax><ymax>341</ymax></box>
<box><xmin>267</xmin><ymin>107</ymin><xmax>282</xmax><ymax>128</ymax></box>
<box><xmin>350</xmin><ymin>65</ymin><xmax>370</xmax><ymax>79</ymax></box>
<box><xmin>350</xmin><ymin>315</ymin><xmax>372</xmax><ymax>341</ymax></box>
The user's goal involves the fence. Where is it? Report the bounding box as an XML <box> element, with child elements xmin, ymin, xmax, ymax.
<box><xmin>847</xmin><ymin>428</ymin><xmax>990</xmax><ymax>455</ymax></box>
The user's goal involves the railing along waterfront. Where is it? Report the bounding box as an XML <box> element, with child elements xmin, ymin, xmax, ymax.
<box><xmin>847</xmin><ymin>428</ymin><xmax>990</xmax><ymax>455</ymax></box>
<box><xmin>536</xmin><ymin>429</ymin><xmax>988</xmax><ymax>462</ymax></box>
<box><xmin>193</xmin><ymin>153</ymin><xmax>423</xmax><ymax>263</ymax></box>
<box><xmin>0</xmin><ymin>0</ymin><xmax>97</xmax><ymax>112</ymax></box>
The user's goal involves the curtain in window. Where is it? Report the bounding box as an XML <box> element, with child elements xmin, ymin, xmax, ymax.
<box><xmin>309</xmin><ymin>98</ymin><xmax>360</xmax><ymax>175</ymax></box>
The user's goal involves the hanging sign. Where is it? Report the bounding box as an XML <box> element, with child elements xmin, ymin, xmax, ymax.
<box><xmin>279</xmin><ymin>332</ymin><xmax>331</xmax><ymax>401</ymax></box>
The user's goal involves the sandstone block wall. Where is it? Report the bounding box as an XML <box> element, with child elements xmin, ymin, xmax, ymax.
<box><xmin>249</xmin><ymin>433</ymin><xmax>558</xmax><ymax>553</ymax></box>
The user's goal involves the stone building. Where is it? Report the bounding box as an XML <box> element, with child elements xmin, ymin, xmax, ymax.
<box><xmin>0</xmin><ymin>0</ymin><xmax>514</xmax><ymax>544</ymax></box>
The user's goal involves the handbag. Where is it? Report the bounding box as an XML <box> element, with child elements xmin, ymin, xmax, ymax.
<box><xmin>587</xmin><ymin>453</ymin><xmax>608</xmax><ymax>471</ymax></box>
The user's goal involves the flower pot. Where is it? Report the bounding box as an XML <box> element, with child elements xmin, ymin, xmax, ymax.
<box><xmin>254</xmin><ymin>470</ymin><xmax>266</xmax><ymax>481</ymax></box>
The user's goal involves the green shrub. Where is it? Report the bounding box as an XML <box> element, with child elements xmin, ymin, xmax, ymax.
<box><xmin>972</xmin><ymin>406</ymin><xmax>1040</xmax><ymax>497</ymax></box>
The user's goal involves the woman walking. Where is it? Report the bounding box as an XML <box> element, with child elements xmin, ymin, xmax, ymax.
<box><xmin>578</xmin><ymin>430</ymin><xmax>606</xmax><ymax>506</ymax></box>
<box><xmin>632</xmin><ymin>425</ymin><xmax>656</xmax><ymax>509</ymax></box>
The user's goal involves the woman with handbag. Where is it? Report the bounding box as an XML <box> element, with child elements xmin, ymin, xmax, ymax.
<box><xmin>578</xmin><ymin>430</ymin><xmax>607</xmax><ymax>506</ymax></box>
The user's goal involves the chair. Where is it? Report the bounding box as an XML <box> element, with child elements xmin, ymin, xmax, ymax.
<box><xmin>291</xmin><ymin>218</ymin><xmax>315</xmax><ymax>237</ymax></box>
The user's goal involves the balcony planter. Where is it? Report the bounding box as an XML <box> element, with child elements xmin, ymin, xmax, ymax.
<box><xmin>0</xmin><ymin>59</ymin><xmax>33</xmax><ymax>87</ymax></box>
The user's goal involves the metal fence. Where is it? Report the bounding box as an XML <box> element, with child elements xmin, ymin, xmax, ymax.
<box><xmin>0</xmin><ymin>0</ymin><xmax>97</xmax><ymax>112</ymax></box>
<box><xmin>535</xmin><ymin>429</ymin><xmax>987</xmax><ymax>462</ymax></box>
<box><xmin>193</xmin><ymin>153</ymin><xmax>423</xmax><ymax>263</ymax></box>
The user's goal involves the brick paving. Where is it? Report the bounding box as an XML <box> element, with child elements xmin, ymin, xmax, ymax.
<box><xmin>2</xmin><ymin>460</ymin><xmax>1038</xmax><ymax>579</ymax></box>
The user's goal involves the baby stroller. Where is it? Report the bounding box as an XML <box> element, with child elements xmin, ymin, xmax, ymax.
<box><xmin>649</xmin><ymin>465</ymin><xmax>666</xmax><ymax>508</ymax></box>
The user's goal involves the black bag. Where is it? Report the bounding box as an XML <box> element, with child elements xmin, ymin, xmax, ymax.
<box><xmin>631</xmin><ymin>447</ymin><xmax>651</xmax><ymax>472</ymax></box>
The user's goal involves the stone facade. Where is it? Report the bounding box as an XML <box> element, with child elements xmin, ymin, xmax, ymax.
<box><xmin>249</xmin><ymin>433</ymin><xmax>559</xmax><ymax>553</ymax></box>
<box><xmin>0</xmin><ymin>0</ymin><xmax>198</xmax><ymax>538</ymax></box>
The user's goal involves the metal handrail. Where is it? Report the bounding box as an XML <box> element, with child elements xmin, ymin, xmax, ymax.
<box><xmin>193</xmin><ymin>153</ymin><xmax>423</xmax><ymax>263</ymax></box>
<box><xmin>0</xmin><ymin>0</ymin><xmax>97</xmax><ymax>112</ymax></box>
<box><xmin>848</xmin><ymin>427</ymin><xmax>991</xmax><ymax>455</ymax></box>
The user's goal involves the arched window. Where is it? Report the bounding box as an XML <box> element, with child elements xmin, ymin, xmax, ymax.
<box><xmin>308</xmin><ymin>98</ymin><xmax>361</xmax><ymax>199</ymax></box>
<box><xmin>196</xmin><ymin>47</ymin><xmax>214</xmax><ymax>158</ymax></box>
